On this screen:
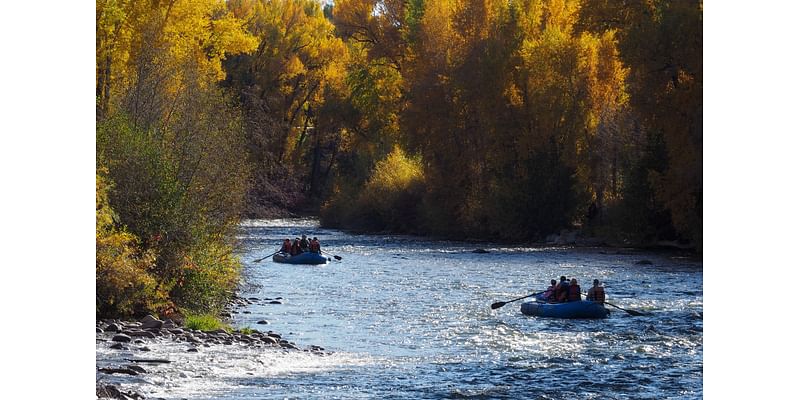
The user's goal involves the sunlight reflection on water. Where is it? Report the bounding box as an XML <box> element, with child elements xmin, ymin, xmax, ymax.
<box><xmin>97</xmin><ymin>218</ymin><xmax>702</xmax><ymax>399</ymax></box>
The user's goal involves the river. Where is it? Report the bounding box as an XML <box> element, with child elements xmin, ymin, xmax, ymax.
<box><xmin>96</xmin><ymin>218</ymin><xmax>703</xmax><ymax>399</ymax></box>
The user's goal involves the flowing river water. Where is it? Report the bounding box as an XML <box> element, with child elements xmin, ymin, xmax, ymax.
<box><xmin>96</xmin><ymin>218</ymin><xmax>703</xmax><ymax>399</ymax></box>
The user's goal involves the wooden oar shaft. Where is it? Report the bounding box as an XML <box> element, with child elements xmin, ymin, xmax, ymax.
<box><xmin>253</xmin><ymin>250</ymin><xmax>281</xmax><ymax>263</ymax></box>
<box><xmin>491</xmin><ymin>291</ymin><xmax>545</xmax><ymax>309</ymax></box>
<box><xmin>321</xmin><ymin>249</ymin><xmax>342</xmax><ymax>260</ymax></box>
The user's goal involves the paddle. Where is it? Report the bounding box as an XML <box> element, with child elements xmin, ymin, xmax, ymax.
<box><xmin>491</xmin><ymin>291</ymin><xmax>546</xmax><ymax>310</ymax></box>
<box><xmin>252</xmin><ymin>250</ymin><xmax>281</xmax><ymax>263</ymax></box>
<box><xmin>321</xmin><ymin>249</ymin><xmax>342</xmax><ymax>261</ymax></box>
<box><xmin>581</xmin><ymin>292</ymin><xmax>648</xmax><ymax>316</ymax></box>
<box><xmin>603</xmin><ymin>301</ymin><xmax>648</xmax><ymax>316</ymax></box>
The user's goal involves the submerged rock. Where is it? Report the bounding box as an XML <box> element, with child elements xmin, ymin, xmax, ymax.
<box><xmin>257</xmin><ymin>320</ymin><xmax>269</xmax><ymax>324</ymax></box>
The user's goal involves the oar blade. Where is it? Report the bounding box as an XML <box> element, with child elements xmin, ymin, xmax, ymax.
<box><xmin>334</xmin><ymin>255</ymin><xmax>342</xmax><ymax>260</ymax></box>
<box><xmin>604</xmin><ymin>301</ymin><xmax>647</xmax><ymax>316</ymax></box>
<box><xmin>490</xmin><ymin>301</ymin><xmax>506</xmax><ymax>310</ymax></box>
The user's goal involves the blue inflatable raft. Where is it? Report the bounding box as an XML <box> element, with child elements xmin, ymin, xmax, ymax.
<box><xmin>272</xmin><ymin>251</ymin><xmax>328</xmax><ymax>265</ymax></box>
<box><xmin>520</xmin><ymin>300</ymin><xmax>609</xmax><ymax>319</ymax></box>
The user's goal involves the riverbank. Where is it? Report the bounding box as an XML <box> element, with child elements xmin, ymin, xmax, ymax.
<box><xmin>96</xmin><ymin>294</ymin><xmax>329</xmax><ymax>400</ymax></box>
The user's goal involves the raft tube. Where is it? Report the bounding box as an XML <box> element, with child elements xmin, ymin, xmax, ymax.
<box><xmin>272</xmin><ymin>251</ymin><xmax>328</xmax><ymax>265</ymax></box>
<box><xmin>520</xmin><ymin>300</ymin><xmax>610</xmax><ymax>319</ymax></box>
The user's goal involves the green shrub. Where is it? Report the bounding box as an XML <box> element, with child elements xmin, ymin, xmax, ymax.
<box><xmin>184</xmin><ymin>314</ymin><xmax>230</xmax><ymax>332</ymax></box>
<box><xmin>322</xmin><ymin>146</ymin><xmax>425</xmax><ymax>233</ymax></box>
<box><xmin>97</xmin><ymin>109</ymin><xmax>248</xmax><ymax>317</ymax></box>
<box><xmin>96</xmin><ymin>170</ymin><xmax>169</xmax><ymax>318</ymax></box>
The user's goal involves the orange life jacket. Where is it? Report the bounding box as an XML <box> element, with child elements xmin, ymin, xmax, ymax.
<box><xmin>587</xmin><ymin>286</ymin><xmax>605</xmax><ymax>302</ymax></box>
<box><xmin>567</xmin><ymin>284</ymin><xmax>581</xmax><ymax>302</ymax></box>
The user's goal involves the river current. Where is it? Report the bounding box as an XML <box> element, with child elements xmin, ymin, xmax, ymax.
<box><xmin>96</xmin><ymin>218</ymin><xmax>703</xmax><ymax>399</ymax></box>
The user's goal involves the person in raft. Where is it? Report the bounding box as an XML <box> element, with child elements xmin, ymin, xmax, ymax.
<box><xmin>291</xmin><ymin>238</ymin><xmax>301</xmax><ymax>256</ymax></box>
<box><xmin>566</xmin><ymin>278</ymin><xmax>582</xmax><ymax>302</ymax></box>
<box><xmin>309</xmin><ymin>237</ymin><xmax>321</xmax><ymax>254</ymax></box>
<box><xmin>586</xmin><ymin>279</ymin><xmax>605</xmax><ymax>303</ymax></box>
<box><xmin>542</xmin><ymin>279</ymin><xmax>558</xmax><ymax>302</ymax></box>
<box><xmin>280</xmin><ymin>238</ymin><xmax>292</xmax><ymax>254</ymax></box>
<box><xmin>555</xmin><ymin>276</ymin><xmax>570</xmax><ymax>302</ymax></box>
<box><xmin>299</xmin><ymin>234</ymin><xmax>310</xmax><ymax>252</ymax></box>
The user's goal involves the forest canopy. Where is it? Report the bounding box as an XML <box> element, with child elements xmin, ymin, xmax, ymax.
<box><xmin>96</xmin><ymin>0</ymin><xmax>701</xmax><ymax>316</ymax></box>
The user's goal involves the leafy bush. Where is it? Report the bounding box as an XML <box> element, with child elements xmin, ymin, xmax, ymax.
<box><xmin>322</xmin><ymin>146</ymin><xmax>425</xmax><ymax>233</ymax></box>
<box><xmin>184</xmin><ymin>314</ymin><xmax>230</xmax><ymax>332</ymax></box>
<box><xmin>96</xmin><ymin>170</ymin><xmax>169</xmax><ymax>317</ymax></box>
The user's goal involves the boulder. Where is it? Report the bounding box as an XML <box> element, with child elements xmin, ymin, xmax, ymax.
<box><xmin>257</xmin><ymin>320</ymin><xmax>269</xmax><ymax>325</ymax></box>
<box><xmin>104</xmin><ymin>323</ymin><xmax>122</xmax><ymax>333</ymax></box>
<box><xmin>269</xmin><ymin>301</ymin><xmax>282</xmax><ymax>304</ymax></box>
<box><xmin>110</xmin><ymin>343</ymin><xmax>127</xmax><ymax>350</ymax></box>
<box><xmin>112</xmin><ymin>334</ymin><xmax>132</xmax><ymax>343</ymax></box>
<box><xmin>187</xmin><ymin>347</ymin><xmax>199</xmax><ymax>352</ymax></box>
<box><xmin>126</xmin><ymin>365</ymin><xmax>147</xmax><ymax>373</ymax></box>
<box><xmin>98</xmin><ymin>367</ymin><xmax>138</xmax><ymax>376</ymax></box>
<box><xmin>96</xmin><ymin>384</ymin><xmax>144</xmax><ymax>400</ymax></box>
<box><xmin>161</xmin><ymin>319</ymin><xmax>177</xmax><ymax>329</ymax></box>
<box><xmin>128</xmin><ymin>331</ymin><xmax>157</xmax><ymax>339</ymax></box>
<box><xmin>140</xmin><ymin>315</ymin><xmax>163</xmax><ymax>330</ymax></box>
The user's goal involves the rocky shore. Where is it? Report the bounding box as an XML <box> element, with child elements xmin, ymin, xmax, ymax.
<box><xmin>96</xmin><ymin>295</ymin><xmax>328</xmax><ymax>400</ymax></box>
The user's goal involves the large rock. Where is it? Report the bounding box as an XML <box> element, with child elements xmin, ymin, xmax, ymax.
<box><xmin>127</xmin><ymin>330</ymin><xmax>156</xmax><ymax>339</ymax></box>
<box><xmin>104</xmin><ymin>323</ymin><xmax>122</xmax><ymax>333</ymax></box>
<box><xmin>161</xmin><ymin>319</ymin><xmax>177</xmax><ymax>329</ymax></box>
<box><xmin>140</xmin><ymin>315</ymin><xmax>163</xmax><ymax>329</ymax></box>
<box><xmin>96</xmin><ymin>384</ymin><xmax>144</xmax><ymax>400</ymax></box>
<box><xmin>111</xmin><ymin>334</ymin><xmax>132</xmax><ymax>343</ymax></box>
<box><xmin>261</xmin><ymin>336</ymin><xmax>278</xmax><ymax>345</ymax></box>
<box><xmin>98</xmin><ymin>367</ymin><xmax>138</xmax><ymax>376</ymax></box>
<box><xmin>257</xmin><ymin>320</ymin><xmax>269</xmax><ymax>325</ymax></box>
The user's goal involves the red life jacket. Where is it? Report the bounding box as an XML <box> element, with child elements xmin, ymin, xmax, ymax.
<box><xmin>567</xmin><ymin>284</ymin><xmax>581</xmax><ymax>302</ymax></box>
<box><xmin>310</xmin><ymin>241</ymin><xmax>320</xmax><ymax>253</ymax></box>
